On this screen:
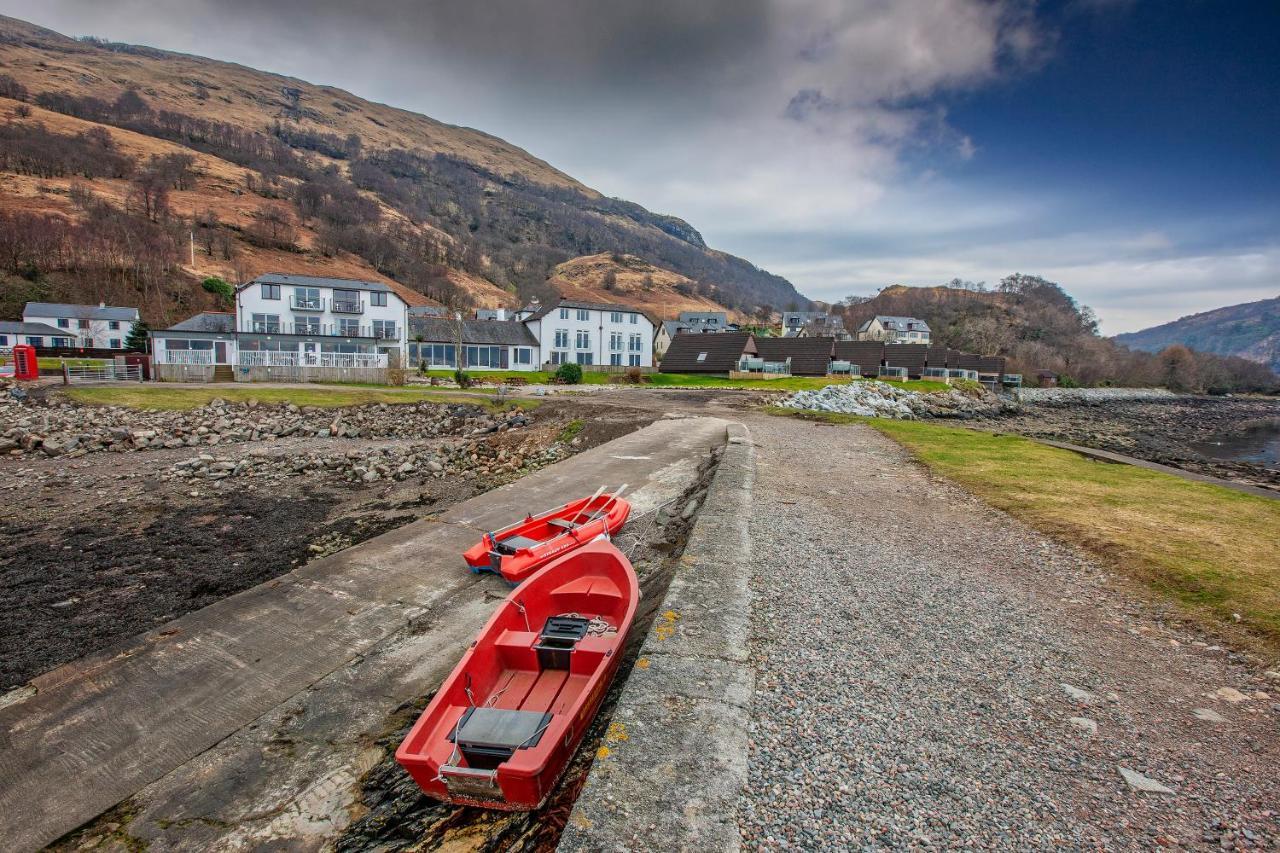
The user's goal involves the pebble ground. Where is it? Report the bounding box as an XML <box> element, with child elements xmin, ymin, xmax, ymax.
<box><xmin>738</xmin><ymin>414</ymin><xmax>1278</xmax><ymax>850</ymax></box>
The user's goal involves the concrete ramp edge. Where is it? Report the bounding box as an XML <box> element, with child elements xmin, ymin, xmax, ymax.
<box><xmin>559</xmin><ymin>421</ymin><xmax>755</xmax><ymax>853</ymax></box>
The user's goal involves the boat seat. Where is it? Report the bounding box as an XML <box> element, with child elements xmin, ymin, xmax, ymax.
<box><xmin>494</xmin><ymin>534</ymin><xmax>539</xmax><ymax>555</ymax></box>
<box><xmin>451</xmin><ymin>706</ymin><xmax>553</xmax><ymax>769</ymax></box>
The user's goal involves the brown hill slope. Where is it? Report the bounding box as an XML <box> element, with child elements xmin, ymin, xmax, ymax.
<box><xmin>548</xmin><ymin>254</ymin><xmax>746</xmax><ymax>320</ymax></box>
<box><xmin>0</xmin><ymin>14</ymin><xmax>804</xmax><ymax>324</ymax></box>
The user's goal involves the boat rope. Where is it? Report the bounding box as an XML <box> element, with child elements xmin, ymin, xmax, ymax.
<box><xmin>555</xmin><ymin>611</ymin><xmax>616</xmax><ymax>637</ymax></box>
<box><xmin>514</xmin><ymin>599</ymin><xmax>531</xmax><ymax>632</ymax></box>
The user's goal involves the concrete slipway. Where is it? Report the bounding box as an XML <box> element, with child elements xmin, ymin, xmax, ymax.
<box><xmin>0</xmin><ymin>415</ymin><xmax>730</xmax><ymax>851</ymax></box>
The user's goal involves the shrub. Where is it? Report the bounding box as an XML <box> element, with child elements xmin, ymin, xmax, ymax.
<box><xmin>554</xmin><ymin>362</ymin><xmax>583</xmax><ymax>384</ymax></box>
<box><xmin>201</xmin><ymin>275</ymin><xmax>233</xmax><ymax>307</ymax></box>
<box><xmin>625</xmin><ymin>366</ymin><xmax>644</xmax><ymax>384</ymax></box>
<box><xmin>454</xmin><ymin>368</ymin><xmax>472</xmax><ymax>388</ymax></box>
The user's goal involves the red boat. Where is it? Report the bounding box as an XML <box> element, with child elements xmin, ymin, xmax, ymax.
<box><xmin>397</xmin><ymin>539</ymin><xmax>639</xmax><ymax>810</ymax></box>
<box><xmin>462</xmin><ymin>488</ymin><xmax>631</xmax><ymax>584</ymax></box>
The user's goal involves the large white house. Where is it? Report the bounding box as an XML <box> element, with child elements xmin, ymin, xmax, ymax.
<box><xmin>856</xmin><ymin>315</ymin><xmax>931</xmax><ymax>344</ymax></box>
<box><xmin>518</xmin><ymin>299</ymin><xmax>653</xmax><ymax>368</ymax></box>
<box><xmin>152</xmin><ymin>273</ymin><xmax>428</xmax><ymax>377</ymax></box>
<box><xmin>22</xmin><ymin>302</ymin><xmax>140</xmax><ymax>349</ymax></box>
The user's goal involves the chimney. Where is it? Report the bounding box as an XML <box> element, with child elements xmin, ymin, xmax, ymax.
<box><xmin>99</xmin><ymin>301</ymin><xmax>106</xmax><ymax>308</ymax></box>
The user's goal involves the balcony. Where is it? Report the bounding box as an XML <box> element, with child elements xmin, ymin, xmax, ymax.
<box><xmin>331</xmin><ymin>299</ymin><xmax>364</xmax><ymax>314</ymax></box>
<box><xmin>249</xmin><ymin>322</ymin><xmax>375</xmax><ymax>338</ymax></box>
<box><xmin>290</xmin><ymin>296</ymin><xmax>325</xmax><ymax>311</ymax></box>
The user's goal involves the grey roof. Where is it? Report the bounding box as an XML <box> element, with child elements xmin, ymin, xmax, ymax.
<box><xmin>23</xmin><ymin>302</ymin><xmax>139</xmax><ymax>322</ymax></box>
<box><xmin>861</xmin><ymin>315</ymin><xmax>931</xmax><ymax>333</ymax></box>
<box><xmin>244</xmin><ymin>273</ymin><xmax>392</xmax><ymax>293</ymax></box>
<box><xmin>410</xmin><ymin>317</ymin><xmax>538</xmax><ymax>347</ymax></box>
<box><xmin>165</xmin><ymin>312</ymin><xmax>236</xmax><ymax>333</ymax></box>
<box><xmin>530</xmin><ymin>299</ymin><xmax>645</xmax><ymax>320</ymax></box>
<box><xmin>677</xmin><ymin>311</ymin><xmax>728</xmax><ymax>324</ymax></box>
<box><xmin>0</xmin><ymin>321</ymin><xmax>69</xmax><ymax>336</ymax></box>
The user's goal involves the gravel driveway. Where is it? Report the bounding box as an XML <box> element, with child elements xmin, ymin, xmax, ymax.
<box><xmin>738</xmin><ymin>414</ymin><xmax>1278</xmax><ymax>849</ymax></box>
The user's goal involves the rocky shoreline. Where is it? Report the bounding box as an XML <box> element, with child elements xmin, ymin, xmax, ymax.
<box><xmin>981</xmin><ymin>394</ymin><xmax>1280</xmax><ymax>491</ymax></box>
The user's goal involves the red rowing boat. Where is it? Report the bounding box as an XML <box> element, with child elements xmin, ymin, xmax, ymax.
<box><xmin>397</xmin><ymin>539</ymin><xmax>639</xmax><ymax>810</ymax></box>
<box><xmin>462</xmin><ymin>488</ymin><xmax>631</xmax><ymax>584</ymax></box>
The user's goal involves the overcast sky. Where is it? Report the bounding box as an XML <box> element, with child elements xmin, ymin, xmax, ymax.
<box><xmin>3</xmin><ymin>0</ymin><xmax>1277</xmax><ymax>332</ymax></box>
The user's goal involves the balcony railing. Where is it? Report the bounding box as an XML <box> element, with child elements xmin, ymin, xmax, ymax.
<box><xmin>290</xmin><ymin>296</ymin><xmax>325</xmax><ymax>311</ymax></box>
<box><xmin>239</xmin><ymin>351</ymin><xmax>386</xmax><ymax>368</ymax></box>
<box><xmin>331</xmin><ymin>299</ymin><xmax>364</xmax><ymax>314</ymax></box>
<box><xmin>158</xmin><ymin>349</ymin><xmax>214</xmax><ymax>365</ymax></box>
<box><xmin>248</xmin><ymin>322</ymin><xmax>376</xmax><ymax>338</ymax></box>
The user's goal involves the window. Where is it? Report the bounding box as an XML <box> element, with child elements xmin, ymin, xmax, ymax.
<box><xmin>333</xmin><ymin>289</ymin><xmax>362</xmax><ymax>312</ymax></box>
<box><xmin>629</xmin><ymin>333</ymin><xmax>642</xmax><ymax>352</ymax></box>
<box><xmin>610</xmin><ymin>353</ymin><xmax>622</xmax><ymax>366</ymax></box>
<box><xmin>262</xmin><ymin>283</ymin><xmax>281</xmax><ymax>300</ymax></box>
<box><xmin>630</xmin><ymin>313</ymin><xmax>638</xmax><ymax>324</ymax></box>
<box><xmin>108</xmin><ymin>321</ymin><xmax>120</xmax><ymax>330</ymax></box>
<box><xmin>251</xmin><ymin>313</ymin><xmax>280</xmax><ymax>333</ymax></box>
<box><xmin>575</xmin><ymin>351</ymin><xmax>593</xmax><ymax>365</ymax></box>
<box><xmin>513</xmin><ymin>347</ymin><xmax>532</xmax><ymax>365</ymax></box>
<box><xmin>295</xmin><ymin>316</ymin><xmax>320</xmax><ymax>334</ymax></box>
<box><xmin>576</xmin><ymin>308</ymin><xmax>590</xmax><ymax>321</ymax></box>
<box><xmin>370</xmin><ymin>291</ymin><xmax>388</xmax><ymax>307</ymax></box>
<box><xmin>554</xmin><ymin>329</ymin><xmax>569</xmax><ymax>348</ymax></box>
<box><xmin>337</xmin><ymin>318</ymin><xmax>361</xmax><ymax>336</ymax></box>
<box><xmin>559</xmin><ymin>307</ymin><xmax>569</xmax><ymax>320</ymax></box>
<box><xmin>421</xmin><ymin>344</ymin><xmax>456</xmax><ymax>367</ymax></box>
<box><xmin>52</xmin><ymin>337</ymin><xmax>71</xmax><ymax>347</ymax></box>
<box><xmin>78</xmin><ymin>318</ymin><xmax>89</xmax><ymax>328</ymax></box>
<box><xmin>26</xmin><ymin>336</ymin><xmax>42</xmax><ymax>346</ymax></box>
<box><xmin>550</xmin><ymin>350</ymin><xmax>567</xmax><ymax>365</ymax></box>
<box><xmin>0</xmin><ymin>334</ymin><xmax>7</xmax><ymax>345</ymax></box>
<box><xmin>610</xmin><ymin>311</ymin><xmax>623</xmax><ymax>323</ymax></box>
<box><xmin>609</xmin><ymin>332</ymin><xmax>623</xmax><ymax>351</ymax></box>
<box><xmin>372</xmin><ymin>320</ymin><xmax>397</xmax><ymax>339</ymax></box>
<box><xmin>696</xmin><ymin>352</ymin><xmax>708</xmax><ymax>362</ymax></box>
<box><xmin>57</xmin><ymin>318</ymin><xmax>69</xmax><ymax>328</ymax></box>
<box><xmin>575</xmin><ymin>330</ymin><xmax>590</xmax><ymax>349</ymax></box>
<box><xmin>109</xmin><ymin>338</ymin><xmax>121</xmax><ymax>349</ymax></box>
<box><xmin>463</xmin><ymin>345</ymin><xmax>502</xmax><ymax>368</ymax></box>
<box><xmin>293</xmin><ymin>287</ymin><xmax>322</xmax><ymax>309</ymax></box>
<box><xmin>628</xmin><ymin>353</ymin><xmax>642</xmax><ymax>367</ymax></box>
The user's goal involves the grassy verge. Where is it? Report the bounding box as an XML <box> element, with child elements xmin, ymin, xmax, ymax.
<box><xmin>422</xmin><ymin>368</ymin><xmax>948</xmax><ymax>393</ymax></box>
<box><xmin>0</xmin><ymin>356</ymin><xmax>110</xmax><ymax>369</ymax></box>
<box><xmin>774</xmin><ymin>410</ymin><xmax>1280</xmax><ymax>654</ymax></box>
<box><xmin>62</xmin><ymin>384</ymin><xmax>534</xmax><ymax>412</ymax></box>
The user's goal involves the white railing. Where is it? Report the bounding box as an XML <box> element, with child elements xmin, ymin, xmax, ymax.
<box><xmin>290</xmin><ymin>296</ymin><xmax>325</xmax><ymax>311</ymax></box>
<box><xmin>239</xmin><ymin>351</ymin><xmax>386</xmax><ymax>369</ymax></box>
<box><xmin>158</xmin><ymin>349</ymin><xmax>214</xmax><ymax>365</ymax></box>
<box><xmin>65</xmin><ymin>364</ymin><xmax>144</xmax><ymax>383</ymax></box>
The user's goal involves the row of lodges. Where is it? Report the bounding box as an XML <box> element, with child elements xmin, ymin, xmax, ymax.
<box><xmin>660</xmin><ymin>332</ymin><xmax>1015</xmax><ymax>385</ymax></box>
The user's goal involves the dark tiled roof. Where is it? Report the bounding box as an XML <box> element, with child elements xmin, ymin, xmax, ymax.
<box><xmin>23</xmin><ymin>302</ymin><xmax>139</xmax><ymax>322</ymax></box>
<box><xmin>0</xmin><ymin>321</ymin><xmax>67</xmax><ymax>336</ymax></box>
<box><xmin>530</xmin><ymin>299</ymin><xmax>644</xmax><ymax>320</ymax></box>
<box><xmin>410</xmin><ymin>317</ymin><xmax>538</xmax><ymax>347</ymax></box>
<box><xmin>659</xmin><ymin>331</ymin><xmax>756</xmax><ymax>373</ymax></box>
<box><xmin>926</xmin><ymin>346</ymin><xmax>951</xmax><ymax>367</ymax></box>
<box><xmin>754</xmin><ymin>336</ymin><xmax>836</xmax><ymax>376</ymax></box>
<box><xmin>883</xmin><ymin>343</ymin><xmax>928</xmax><ymax>376</ymax></box>
<box><xmin>834</xmin><ymin>341</ymin><xmax>885</xmax><ymax>376</ymax></box>
<box><xmin>166</xmin><ymin>312</ymin><xmax>236</xmax><ymax>333</ymax></box>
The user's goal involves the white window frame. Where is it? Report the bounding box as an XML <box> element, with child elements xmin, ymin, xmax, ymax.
<box><xmin>262</xmin><ymin>283</ymin><xmax>281</xmax><ymax>300</ymax></box>
<box><xmin>576</xmin><ymin>308</ymin><xmax>590</xmax><ymax>321</ymax></box>
<box><xmin>513</xmin><ymin>347</ymin><xmax>532</xmax><ymax>365</ymax></box>
<box><xmin>252</xmin><ymin>313</ymin><xmax>281</xmax><ymax>334</ymax></box>
<box><xmin>554</xmin><ymin>329</ymin><xmax>569</xmax><ymax>348</ymax></box>
<box><xmin>628</xmin><ymin>353</ymin><xmax>642</xmax><ymax>367</ymax></box>
<box><xmin>575</xmin><ymin>330</ymin><xmax>590</xmax><ymax>350</ymax></box>
<box><xmin>610</xmin><ymin>311</ymin><xmax>623</xmax><ymax>323</ymax></box>
<box><xmin>629</xmin><ymin>313</ymin><xmax>638</xmax><ymax>324</ymax></box>
<box><xmin>628</xmin><ymin>333</ymin><xmax>642</xmax><ymax>352</ymax></box>
<box><xmin>609</xmin><ymin>332</ymin><xmax>623</xmax><ymax>351</ymax></box>
<box><xmin>559</xmin><ymin>307</ymin><xmax>570</xmax><ymax>319</ymax></box>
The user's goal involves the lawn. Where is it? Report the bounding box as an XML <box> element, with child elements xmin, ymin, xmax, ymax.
<box><xmin>421</xmin><ymin>368</ymin><xmax>949</xmax><ymax>393</ymax></box>
<box><xmin>0</xmin><ymin>356</ymin><xmax>110</xmax><ymax>369</ymax></box>
<box><xmin>63</xmin><ymin>384</ymin><xmax>531</xmax><ymax>411</ymax></box>
<box><xmin>774</xmin><ymin>410</ymin><xmax>1280</xmax><ymax>654</ymax></box>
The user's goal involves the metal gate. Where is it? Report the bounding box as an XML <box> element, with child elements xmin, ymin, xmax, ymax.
<box><xmin>62</xmin><ymin>363</ymin><xmax>145</xmax><ymax>383</ymax></box>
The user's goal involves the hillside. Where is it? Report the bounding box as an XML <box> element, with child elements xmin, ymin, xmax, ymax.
<box><xmin>547</xmin><ymin>254</ymin><xmax>749</xmax><ymax>320</ymax></box>
<box><xmin>1114</xmin><ymin>296</ymin><xmax>1280</xmax><ymax>373</ymax></box>
<box><xmin>831</xmin><ymin>277</ymin><xmax>1277</xmax><ymax>392</ymax></box>
<box><xmin>0</xmin><ymin>14</ymin><xmax>806</xmax><ymax>326</ymax></box>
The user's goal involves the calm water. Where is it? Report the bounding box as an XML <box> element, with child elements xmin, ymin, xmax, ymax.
<box><xmin>1189</xmin><ymin>419</ymin><xmax>1280</xmax><ymax>466</ymax></box>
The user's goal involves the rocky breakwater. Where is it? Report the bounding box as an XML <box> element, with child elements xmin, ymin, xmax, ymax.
<box><xmin>783</xmin><ymin>381</ymin><xmax>1010</xmax><ymax>420</ymax></box>
<box><xmin>0</xmin><ymin>385</ymin><xmax>527</xmax><ymax>459</ymax></box>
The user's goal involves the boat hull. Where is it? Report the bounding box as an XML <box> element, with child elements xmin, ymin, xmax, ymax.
<box><xmin>397</xmin><ymin>540</ymin><xmax>639</xmax><ymax>811</ymax></box>
<box><xmin>462</xmin><ymin>493</ymin><xmax>631</xmax><ymax>584</ymax></box>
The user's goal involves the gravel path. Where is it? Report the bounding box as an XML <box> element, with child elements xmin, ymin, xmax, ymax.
<box><xmin>738</xmin><ymin>414</ymin><xmax>1279</xmax><ymax>850</ymax></box>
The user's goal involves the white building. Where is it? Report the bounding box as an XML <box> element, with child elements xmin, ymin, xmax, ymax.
<box><xmin>856</xmin><ymin>315</ymin><xmax>931</xmax><ymax>344</ymax></box>
<box><xmin>22</xmin><ymin>302</ymin><xmax>140</xmax><ymax>349</ymax></box>
<box><xmin>519</xmin><ymin>299</ymin><xmax>653</xmax><ymax>368</ymax></box>
<box><xmin>0</xmin><ymin>321</ymin><xmax>75</xmax><ymax>350</ymax></box>
<box><xmin>408</xmin><ymin>316</ymin><xmax>540</xmax><ymax>371</ymax></box>
<box><xmin>151</xmin><ymin>273</ymin><xmax>430</xmax><ymax>378</ymax></box>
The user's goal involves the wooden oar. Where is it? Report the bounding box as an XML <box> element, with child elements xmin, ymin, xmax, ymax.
<box><xmin>566</xmin><ymin>484</ymin><xmax>606</xmax><ymax>527</ymax></box>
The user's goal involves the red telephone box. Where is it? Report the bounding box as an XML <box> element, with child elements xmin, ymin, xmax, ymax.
<box><xmin>11</xmin><ymin>344</ymin><xmax>38</xmax><ymax>380</ymax></box>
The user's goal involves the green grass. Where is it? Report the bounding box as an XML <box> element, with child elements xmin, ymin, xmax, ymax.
<box><xmin>557</xmin><ymin>419</ymin><xmax>585</xmax><ymax>443</ymax></box>
<box><xmin>418</xmin><ymin>368</ymin><xmax>947</xmax><ymax>393</ymax></box>
<box><xmin>788</xmin><ymin>414</ymin><xmax>1280</xmax><ymax>653</ymax></box>
<box><xmin>0</xmin><ymin>356</ymin><xmax>110</xmax><ymax>369</ymax></box>
<box><xmin>63</xmin><ymin>384</ymin><xmax>533</xmax><ymax>412</ymax></box>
